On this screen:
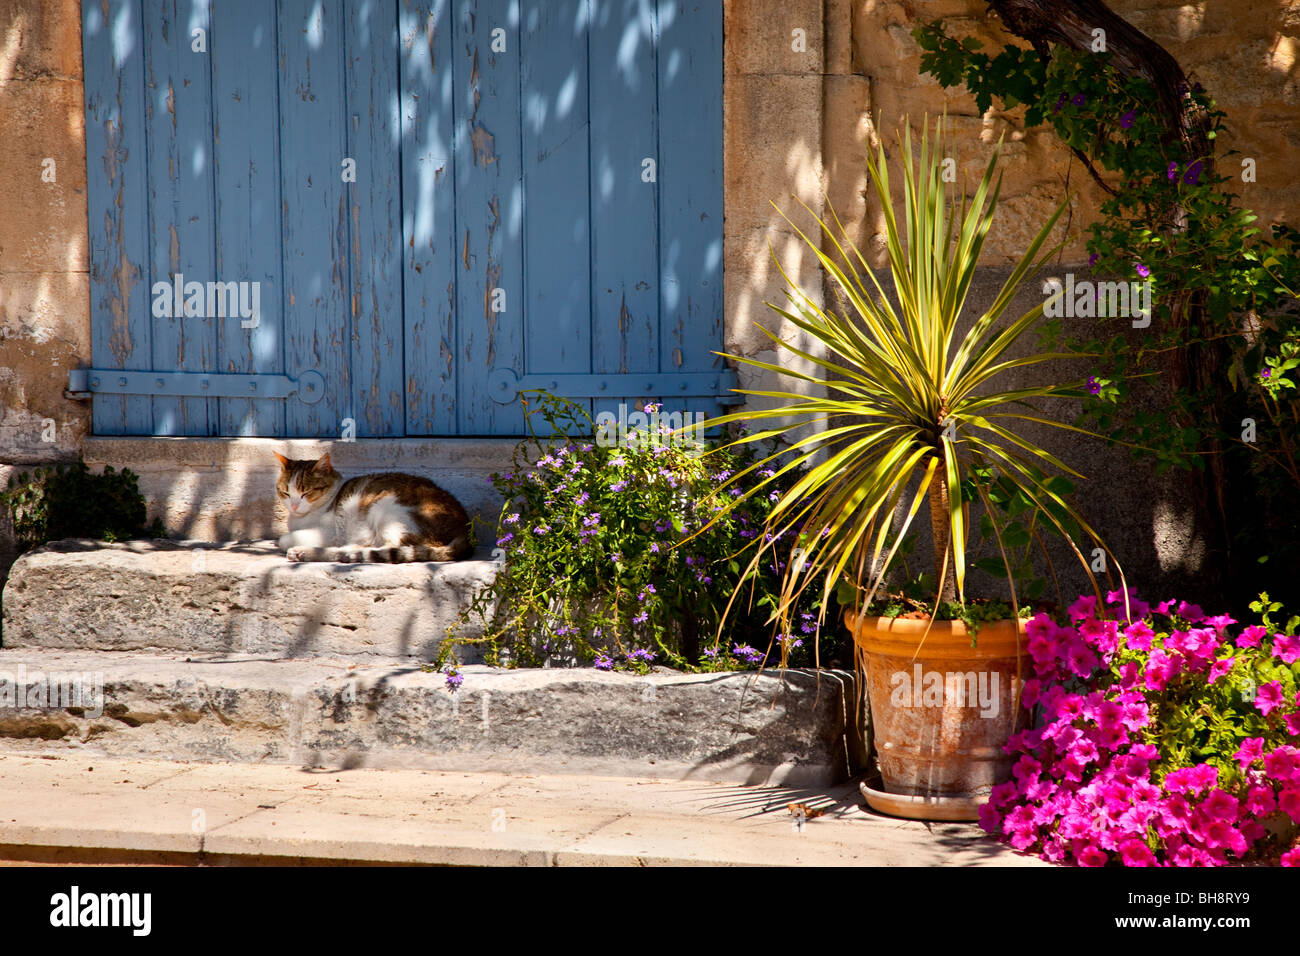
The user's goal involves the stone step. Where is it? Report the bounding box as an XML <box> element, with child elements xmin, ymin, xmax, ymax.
<box><xmin>0</xmin><ymin>649</ymin><xmax>865</xmax><ymax>786</ymax></box>
<box><xmin>1</xmin><ymin>539</ymin><xmax>499</xmax><ymax>661</ymax></box>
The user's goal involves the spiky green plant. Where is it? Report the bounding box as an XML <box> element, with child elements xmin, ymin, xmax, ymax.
<box><xmin>701</xmin><ymin>119</ymin><xmax>1124</xmax><ymax>647</ymax></box>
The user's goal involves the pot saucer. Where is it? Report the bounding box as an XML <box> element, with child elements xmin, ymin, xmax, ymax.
<box><xmin>859</xmin><ymin>781</ymin><xmax>986</xmax><ymax>822</ymax></box>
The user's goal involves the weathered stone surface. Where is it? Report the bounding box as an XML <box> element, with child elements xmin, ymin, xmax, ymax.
<box><xmin>0</xmin><ymin>650</ymin><xmax>866</xmax><ymax>786</ymax></box>
<box><xmin>2</xmin><ymin>539</ymin><xmax>499</xmax><ymax>661</ymax></box>
<box><xmin>81</xmin><ymin>436</ymin><xmax>519</xmax><ymax>540</ymax></box>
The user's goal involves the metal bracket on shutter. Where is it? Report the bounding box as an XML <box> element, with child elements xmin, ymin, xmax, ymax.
<box><xmin>67</xmin><ymin>369</ymin><xmax>326</xmax><ymax>405</ymax></box>
<box><xmin>487</xmin><ymin>368</ymin><xmax>742</xmax><ymax>405</ymax></box>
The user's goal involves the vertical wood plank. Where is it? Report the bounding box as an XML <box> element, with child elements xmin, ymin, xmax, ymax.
<box><xmin>278</xmin><ymin>0</ymin><xmax>350</xmax><ymax>437</ymax></box>
<box><xmin>589</xmin><ymin>0</ymin><xmax>659</xmax><ymax>424</ymax></box>
<box><xmin>520</xmin><ymin>0</ymin><xmax>591</xmax><ymax>431</ymax></box>
<box><xmin>143</xmin><ymin>0</ymin><xmax>217</xmax><ymax>436</ymax></box>
<box><xmin>451</xmin><ymin>0</ymin><xmax>523</xmax><ymax>436</ymax></box>
<box><xmin>211</xmin><ymin>0</ymin><xmax>285</xmax><ymax>437</ymax></box>
<box><xmin>344</xmin><ymin>0</ymin><xmax>404</xmax><ymax>438</ymax></box>
<box><xmin>656</xmin><ymin>0</ymin><xmax>724</xmax><ymax>420</ymax></box>
<box><xmin>83</xmin><ymin>0</ymin><xmax>152</xmax><ymax>436</ymax></box>
<box><xmin>399</xmin><ymin>0</ymin><xmax>458</xmax><ymax>436</ymax></box>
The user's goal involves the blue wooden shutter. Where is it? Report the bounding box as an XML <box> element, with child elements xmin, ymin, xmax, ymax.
<box><xmin>81</xmin><ymin>0</ymin><xmax>727</xmax><ymax>438</ymax></box>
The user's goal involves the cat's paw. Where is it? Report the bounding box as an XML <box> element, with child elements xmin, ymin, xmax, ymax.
<box><xmin>277</xmin><ymin>533</ymin><xmax>295</xmax><ymax>551</ymax></box>
<box><xmin>285</xmin><ymin>547</ymin><xmax>311</xmax><ymax>562</ymax></box>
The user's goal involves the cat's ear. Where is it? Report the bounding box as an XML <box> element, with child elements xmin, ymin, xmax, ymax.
<box><xmin>313</xmin><ymin>452</ymin><xmax>333</xmax><ymax>473</ymax></box>
<box><xmin>273</xmin><ymin>452</ymin><xmax>290</xmax><ymax>469</ymax></box>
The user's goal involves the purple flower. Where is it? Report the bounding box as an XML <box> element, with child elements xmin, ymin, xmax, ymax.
<box><xmin>1135</xmin><ymin>263</ymin><xmax>1150</xmax><ymax>278</ymax></box>
<box><xmin>649</xmin><ymin>542</ymin><xmax>660</xmax><ymax>553</ymax></box>
<box><xmin>594</xmin><ymin>655</ymin><xmax>614</xmax><ymax>671</ymax></box>
<box><xmin>1119</xmin><ymin>109</ymin><xmax>1136</xmax><ymax>129</ymax></box>
<box><xmin>610</xmin><ymin>480</ymin><xmax>628</xmax><ymax>492</ymax></box>
<box><xmin>1086</xmin><ymin>376</ymin><xmax>1101</xmax><ymax>395</ymax></box>
<box><xmin>575</xmin><ymin>491</ymin><xmax>589</xmax><ymax>506</ymax></box>
<box><xmin>1089</xmin><ymin>252</ymin><xmax>1099</xmax><ymax>267</ymax></box>
<box><xmin>533</xmin><ymin>524</ymin><xmax>550</xmax><ymax>535</ymax></box>
<box><xmin>610</xmin><ymin>456</ymin><xmax>627</xmax><ymax>467</ymax></box>
<box><xmin>1071</xmin><ymin>93</ymin><xmax>1085</xmax><ymax>107</ymax></box>
<box><xmin>628</xmin><ymin>648</ymin><xmax>655</xmax><ymax>664</ymax></box>
<box><xmin>444</xmin><ymin>667</ymin><xmax>463</xmax><ymax>691</ymax></box>
<box><xmin>1183</xmin><ymin>160</ymin><xmax>1203</xmax><ymax>185</ymax></box>
<box><xmin>496</xmin><ymin>533</ymin><xmax>514</xmax><ymax>546</ymax></box>
<box><xmin>633</xmin><ymin>610</ymin><xmax>649</xmax><ymax>624</ymax></box>
<box><xmin>504</xmin><ymin>513</ymin><xmax>520</xmax><ymax>525</ymax></box>
<box><xmin>1167</xmin><ymin>162</ymin><xmax>1178</xmax><ymax>181</ymax></box>
<box><xmin>1261</xmin><ymin>368</ymin><xmax>1272</xmax><ymax>380</ymax></box>
<box><xmin>703</xmin><ymin>647</ymin><xmax>718</xmax><ymax>659</ymax></box>
<box><xmin>583</xmin><ymin>513</ymin><xmax>601</xmax><ymax>527</ymax></box>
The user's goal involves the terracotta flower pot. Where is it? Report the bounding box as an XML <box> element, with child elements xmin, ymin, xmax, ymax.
<box><xmin>845</xmin><ymin>611</ymin><xmax>1028</xmax><ymax>821</ymax></box>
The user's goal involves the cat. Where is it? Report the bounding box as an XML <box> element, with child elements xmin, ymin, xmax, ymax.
<box><xmin>274</xmin><ymin>451</ymin><xmax>471</xmax><ymax>563</ymax></box>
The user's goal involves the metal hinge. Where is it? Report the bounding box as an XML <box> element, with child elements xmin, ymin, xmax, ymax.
<box><xmin>488</xmin><ymin>368</ymin><xmax>742</xmax><ymax>405</ymax></box>
<box><xmin>67</xmin><ymin>369</ymin><xmax>326</xmax><ymax>404</ymax></box>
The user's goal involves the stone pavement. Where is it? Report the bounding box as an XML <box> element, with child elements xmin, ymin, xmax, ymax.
<box><xmin>0</xmin><ymin>752</ymin><xmax>1048</xmax><ymax>866</ymax></box>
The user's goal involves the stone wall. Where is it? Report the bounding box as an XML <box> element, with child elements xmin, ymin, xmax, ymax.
<box><xmin>0</xmin><ymin>0</ymin><xmax>90</xmax><ymax>586</ymax></box>
<box><xmin>2</xmin><ymin>0</ymin><xmax>1298</xmax><ymax>601</ymax></box>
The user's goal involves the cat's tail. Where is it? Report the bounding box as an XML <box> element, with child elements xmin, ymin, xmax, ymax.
<box><xmin>287</xmin><ymin>536</ymin><xmax>471</xmax><ymax>563</ymax></box>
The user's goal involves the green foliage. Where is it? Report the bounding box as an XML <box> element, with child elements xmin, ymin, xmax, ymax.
<box><xmin>1</xmin><ymin>460</ymin><xmax>162</xmax><ymax>552</ymax></box>
<box><xmin>915</xmin><ymin>20</ymin><xmax>1300</xmax><ymax>594</ymax></box>
<box><xmin>439</xmin><ymin>391</ymin><xmax>843</xmax><ymax>673</ymax></box>
<box><xmin>697</xmin><ymin>119</ymin><xmax>1117</xmax><ymax>640</ymax></box>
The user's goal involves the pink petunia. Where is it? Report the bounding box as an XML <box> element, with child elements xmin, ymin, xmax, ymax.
<box><xmin>1068</xmin><ymin>594</ymin><xmax>1098</xmax><ymax>623</ymax></box>
<box><xmin>1282</xmin><ymin>847</ymin><xmax>1300</xmax><ymax>867</ymax></box>
<box><xmin>1164</xmin><ymin>764</ymin><xmax>1218</xmax><ymax>794</ymax></box>
<box><xmin>1123</xmin><ymin>621</ymin><xmax>1156</xmax><ymax>652</ymax></box>
<box><xmin>1076</xmin><ymin>843</ymin><xmax>1109</xmax><ymax>867</ymax></box>
<box><xmin>1236</xmin><ymin>625</ymin><xmax>1266</xmax><ymax>648</ymax></box>
<box><xmin>1279</xmin><ymin>788</ymin><xmax>1300</xmax><ymax>823</ymax></box>
<box><xmin>1234</xmin><ymin>737</ymin><xmax>1265</xmax><ymax>770</ymax></box>
<box><xmin>1256</xmin><ymin>681</ymin><xmax>1285</xmax><ymax>717</ymax></box>
<box><xmin>1273</xmin><ymin>634</ymin><xmax>1300</xmax><ymax>665</ymax></box>
<box><xmin>1264</xmin><ymin>745</ymin><xmax>1300</xmax><ymax>783</ymax></box>
<box><xmin>1118</xmin><ymin>838</ymin><xmax>1156</xmax><ymax>867</ymax></box>
<box><xmin>1176</xmin><ymin>601</ymin><xmax>1206</xmax><ymax>623</ymax></box>
<box><xmin>1207</xmin><ymin>656</ymin><xmax>1235</xmax><ymax>684</ymax></box>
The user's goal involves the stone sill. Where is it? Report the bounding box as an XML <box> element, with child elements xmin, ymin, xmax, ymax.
<box><xmin>83</xmin><ymin>436</ymin><xmax>522</xmax><ymax>542</ymax></box>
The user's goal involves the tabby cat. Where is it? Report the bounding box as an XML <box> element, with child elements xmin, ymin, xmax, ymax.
<box><xmin>274</xmin><ymin>452</ymin><xmax>471</xmax><ymax>562</ymax></box>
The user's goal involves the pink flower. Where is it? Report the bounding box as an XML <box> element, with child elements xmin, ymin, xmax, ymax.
<box><xmin>1123</xmin><ymin>621</ymin><xmax>1156</xmax><ymax>652</ymax></box>
<box><xmin>1176</xmin><ymin>601</ymin><xmax>1205</xmax><ymax>622</ymax></box>
<box><xmin>1234</xmin><ymin>737</ymin><xmax>1265</xmax><ymax>770</ymax></box>
<box><xmin>1118</xmin><ymin>838</ymin><xmax>1156</xmax><ymax>867</ymax></box>
<box><xmin>1273</xmin><ymin>634</ymin><xmax>1300</xmax><ymax>664</ymax></box>
<box><xmin>1068</xmin><ymin>594</ymin><xmax>1098</xmax><ymax>623</ymax></box>
<box><xmin>1205</xmin><ymin>614</ymin><xmax>1236</xmax><ymax>634</ymax></box>
<box><xmin>1164</xmin><ymin>764</ymin><xmax>1218</xmax><ymax>794</ymax></box>
<box><xmin>1264</xmin><ymin>746</ymin><xmax>1300</xmax><ymax>783</ymax></box>
<box><xmin>1282</xmin><ymin>847</ymin><xmax>1300</xmax><ymax>867</ymax></box>
<box><xmin>1144</xmin><ymin>649</ymin><xmax>1177</xmax><ymax>691</ymax></box>
<box><xmin>1076</xmin><ymin>843</ymin><xmax>1109</xmax><ymax>867</ymax></box>
<box><xmin>1236</xmin><ymin>625</ymin><xmax>1266</xmax><ymax>648</ymax></box>
<box><xmin>1255</xmin><ymin>681</ymin><xmax>1285</xmax><ymax>717</ymax></box>
<box><xmin>1279</xmin><ymin>788</ymin><xmax>1300</xmax><ymax>823</ymax></box>
<box><xmin>1067</xmin><ymin>642</ymin><xmax>1101</xmax><ymax>678</ymax></box>
<box><xmin>1199</xmin><ymin>788</ymin><xmax>1239</xmax><ymax>823</ymax></box>
<box><xmin>1244</xmin><ymin>786</ymin><xmax>1275</xmax><ymax>816</ymax></box>
<box><xmin>1206</xmin><ymin>656</ymin><xmax>1235</xmax><ymax>684</ymax></box>
<box><xmin>1285</xmin><ymin>711</ymin><xmax>1300</xmax><ymax>737</ymax></box>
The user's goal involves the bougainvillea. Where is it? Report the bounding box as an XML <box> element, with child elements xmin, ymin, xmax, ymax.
<box><xmin>981</xmin><ymin>590</ymin><xmax>1300</xmax><ymax>866</ymax></box>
